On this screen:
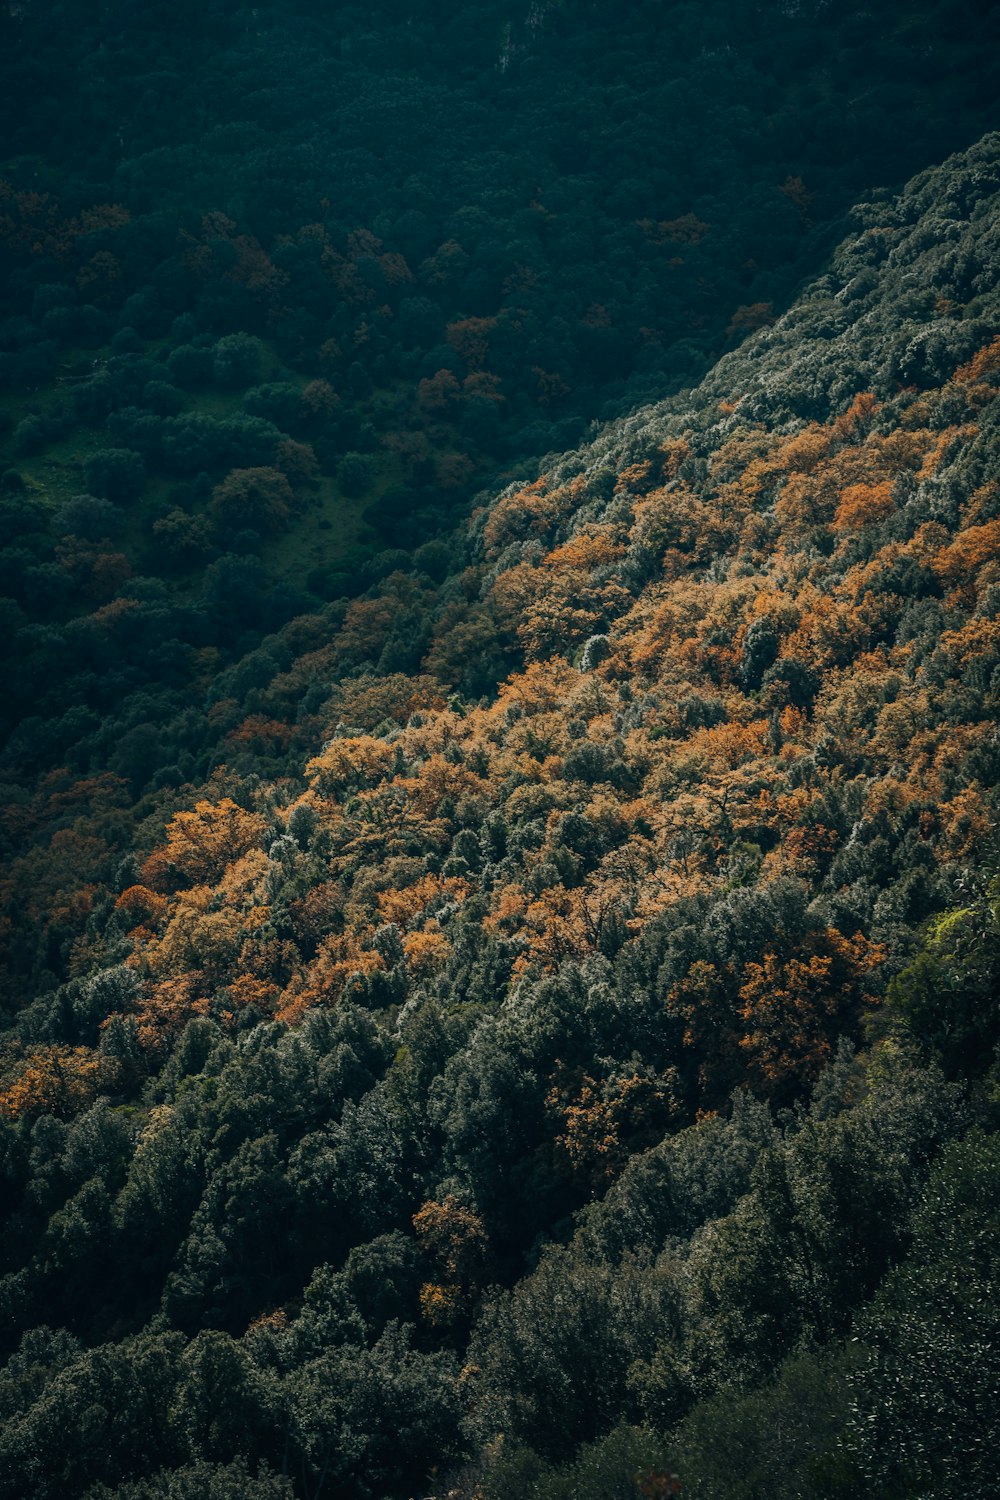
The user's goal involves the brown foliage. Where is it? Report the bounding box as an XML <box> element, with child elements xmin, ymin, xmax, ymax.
<box><xmin>738</xmin><ymin>929</ymin><xmax>884</xmax><ymax>1096</ymax></box>
<box><xmin>140</xmin><ymin>798</ymin><xmax>268</xmax><ymax>890</ymax></box>
<box><xmin>1</xmin><ymin>1046</ymin><xmax>109</xmax><ymax>1119</ymax></box>
<box><xmin>209</xmin><ymin>467</ymin><xmax>295</xmax><ymax>532</ymax></box>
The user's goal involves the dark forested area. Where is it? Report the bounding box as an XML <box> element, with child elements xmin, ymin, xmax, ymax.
<box><xmin>1</xmin><ymin>2</ymin><xmax>1000</xmax><ymax>1496</ymax></box>
<box><xmin>0</xmin><ymin>0</ymin><xmax>997</xmax><ymax>787</ymax></box>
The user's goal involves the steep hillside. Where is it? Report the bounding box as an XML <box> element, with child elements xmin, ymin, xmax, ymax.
<box><xmin>1</xmin><ymin>136</ymin><xmax>999</xmax><ymax>1500</ymax></box>
<box><xmin>2</xmin><ymin>0</ymin><xmax>999</xmax><ymax>808</ymax></box>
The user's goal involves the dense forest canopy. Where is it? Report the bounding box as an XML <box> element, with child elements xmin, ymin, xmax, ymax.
<box><xmin>1</xmin><ymin>1</ymin><xmax>999</xmax><ymax>1496</ymax></box>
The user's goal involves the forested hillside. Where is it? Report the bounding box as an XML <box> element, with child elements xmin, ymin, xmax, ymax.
<box><xmin>1</xmin><ymin>0</ymin><xmax>999</xmax><ymax>795</ymax></box>
<box><xmin>1</xmin><ymin>3</ymin><xmax>1000</xmax><ymax>1497</ymax></box>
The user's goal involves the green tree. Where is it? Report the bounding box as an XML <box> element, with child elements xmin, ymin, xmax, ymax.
<box><xmin>209</xmin><ymin>467</ymin><xmax>294</xmax><ymax>534</ymax></box>
<box><xmin>84</xmin><ymin>449</ymin><xmax>146</xmax><ymax>503</ymax></box>
<box><xmin>847</xmin><ymin>1130</ymin><xmax>1000</xmax><ymax>1498</ymax></box>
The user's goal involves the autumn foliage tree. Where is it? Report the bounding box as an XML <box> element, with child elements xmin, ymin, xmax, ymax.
<box><xmin>209</xmin><ymin>467</ymin><xmax>295</xmax><ymax>533</ymax></box>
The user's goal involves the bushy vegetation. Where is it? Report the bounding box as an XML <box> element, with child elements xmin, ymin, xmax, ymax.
<box><xmin>1</xmin><ymin>2</ymin><xmax>1000</xmax><ymax>1496</ymax></box>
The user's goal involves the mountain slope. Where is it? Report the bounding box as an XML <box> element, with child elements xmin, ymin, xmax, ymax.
<box><xmin>0</xmin><ymin>134</ymin><xmax>999</xmax><ymax>1500</ymax></box>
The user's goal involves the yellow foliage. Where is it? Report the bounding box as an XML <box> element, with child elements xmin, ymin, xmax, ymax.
<box><xmin>954</xmin><ymin>334</ymin><xmax>1000</xmax><ymax>385</ymax></box>
<box><xmin>141</xmin><ymin>798</ymin><xmax>267</xmax><ymax>889</ymax></box>
<box><xmin>1</xmin><ymin>1046</ymin><xmax>107</xmax><ymax>1119</ymax></box>
<box><xmin>98</xmin><ymin>365</ymin><xmax>1000</xmax><ymax>1065</ymax></box>
<box><xmin>938</xmin><ymin>785</ymin><xmax>993</xmax><ymax>863</ymax></box>
<box><xmin>289</xmin><ymin>933</ymin><xmax>384</xmax><ymax>1013</ymax></box>
<box><xmin>306</xmin><ymin>734</ymin><xmax>399</xmax><ymax>797</ymax></box>
<box><xmin>738</xmin><ymin>929</ymin><xmax>884</xmax><ymax>1093</ymax></box>
<box><xmin>114</xmin><ymin>884</ymin><xmax>168</xmax><ymax>929</ymax></box>
<box><xmin>481</xmin><ymin>476</ymin><xmax>584</xmax><ymax>559</ymax></box>
<box><xmin>931</xmin><ymin>517</ymin><xmax>1000</xmax><ymax>587</ymax></box>
<box><xmin>129</xmin><ymin>974</ymin><xmax>210</xmax><ymax>1051</ymax></box>
<box><xmin>403</xmin><ymin>926</ymin><xmax>451</xmax><ymax>972</ymax></box>
<box><xmin>377</xmin><ymin>873</ymin><xmax>470</xmax><ymax>928</ymax></box>
<box><xmin>418</xmin><ymin>1282</ymin><xmax>464</xmax><ymax>1327</ymax></box>
<box><xmin>833</xmin><ymin>480</ymin><xmax>895</xmax><ymax>530</ymax></box>
<box><xmin>543</xmin><ymin>526</ymin><xmax>623</xmax><ymax>571</ymax></box>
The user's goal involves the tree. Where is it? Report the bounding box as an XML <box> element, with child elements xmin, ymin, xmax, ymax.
<box><xmin>879</xmin><ymin>879</ymin><xmax>1000</xmax><ymax>1076</ymax></box>
<box><xmin>140</xmin><ymin>798</ymin><xmax>268</xmax><ymax>889</ymax></box>
<box><xmin>284</xmin><ymin>1323</ymin><xmax>463</xmax><ymax>1500</ymax></box>
<box><xmin>847</xmin><ymin>1131</ymin><xmax>1000</xmax><ymax>1498</ymax></box>
<box><xmin>55</xmin><ymin>494</ymin><xmax>125</xmax><ymax>542</ymax></box>
<box><xmin>833</xmin><ymin>480</ymin><xmax>894</xmax><ymax>530</ymax></box>
<box><xmin>738</xmin><ymin>930</ymin><xmax>883</xmax><ymax>1100</ymax></box>
<box><xmin>668</xmin><ymin>1347</ymin><xmax>859</xmax><ymax>1500</ymax></box>
<box><xmin>83</xmin><ymin>1459</ymin><xmax>294</xmax><ymax>1499</ymax></box>
<box><xmin>212</xmin><ymin>333</ymin><xmax>263</xmax><ymax>388</ymax></box>
<box><xmin>84</xmin><ymin>449</ymin><xmax>146</xmax><ymax>503</ymax></box>
<box><xmin>168</xmin><ymin>1331</ymin><xmax>279</xmax><ymax>1466</ymax></box>
<box><xmin>467</xmin><ymin>1247</ymin><xmax>673</xmax><ymax>1458</ymax></box>
<box><xmin>0</xmin><ymin>1046</ymin><xmax>109</xmax><ymax>1119</ymax></box>
<box><xmin>413</xmin><ymin>1194</ymin><xmax>488</xmax><ymax>1325</ymax></box>
<box><xmin>151</xmin><ymin>509</ymin><xmax>215</xmax><ymax>566</ymax></box>
<box><xmin>0</xmin><ymin>1333</ymin><xmax>185</xmax><ymax>1498</ymax></box>
<box><xmin>337</xmin><ymin>452</ymin><xmax>372</xmax><ymax>497</ymax></box>
<box><xmin>209</xmin><ymin>468</ymin><xmax>294</xmax><ymax>534</ymax></box>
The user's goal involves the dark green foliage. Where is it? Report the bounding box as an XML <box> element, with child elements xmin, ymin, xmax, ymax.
<box><xmin>161</xmin><ymin>414</ymin><xmax>280</xmax><ymax>475</ymax></box>
<box><xmin>668</xmin><ymin>1347</ymin><xmax>861</xmax><ymax>1500</ymax></box>
<box><xmin>212</xmin><ymin>335</ymin><xmax>263</xmax><ymax>390</ymax></box>
<box><xmin>84</xmin><ymin>1461</ymin><xmax>294</xmax><ymax>1500</ymax></box>
<box><xmin>878</xmin><ymin>877</ymin><xmax>1000</xmax><ymax>1075</ymax></box>
<box><xmin>284</xmin><ymin>1325</ymin><xmax>463</xmax><ymax>1499</ymax></box>
<box><xmin>0</xmin><ymin>5</ymin><xmax>998</xmax><ymax>1498</ymax></box>
<box><xmin>55</xmin><ymin>494</ymin><xmax>126</xmax><ymax>542</ymax></box>
<box><xmin>84</xmin><ymin>449</ymin><xmax>146</xmax><ymax>503</ymax></box>
<box><xmin>0</xmin><ymin>1332</ymin><xmax>185</xmax><ymax>1500</ymax></box>
<box><xmin>468</xmin><ymin>1248</ymin><xmax>678</xmax><ymax>1457</ymax></box>
<box><xmin>337</xmin><ymin>452</ymin><xmax>373</xmax><ymax>498</ymax></box>
<box><xmin>475</xmin><ymin>1425</ymin><xmax>674</xmax><ymax>1500</ymax></box>
<box><xmin>846</xmin><ymin>1130</ymin><xmax>1000</xmax><ymax>1498</ymax></box>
